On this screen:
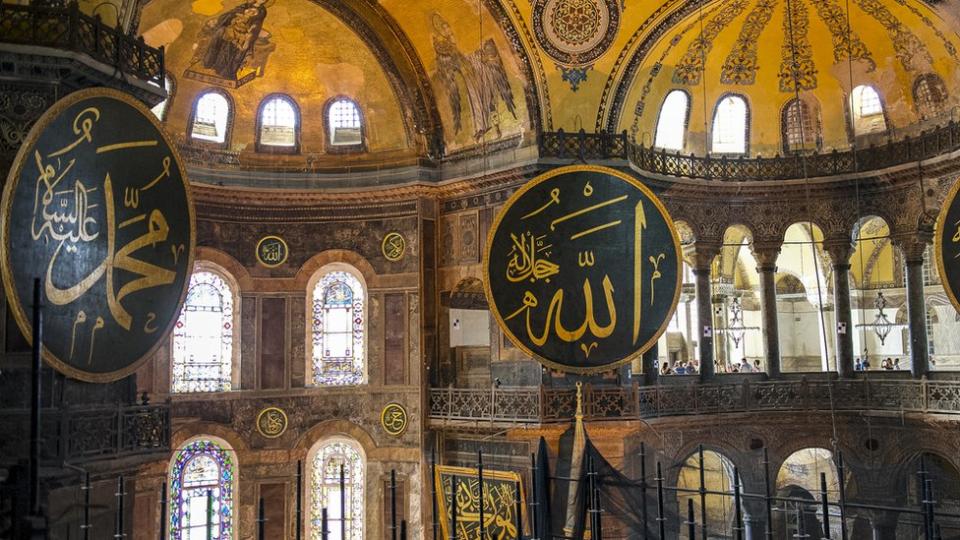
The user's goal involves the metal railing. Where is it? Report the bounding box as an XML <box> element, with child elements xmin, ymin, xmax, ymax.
<box><xmin>539</xmin><ymin>123</ymin><xmax>960</xmax><ymax>181</ymax></box>
<box><xmin>428</xmin><ymin>378</ymin><xmax>960</xmax><ymax>424</ymax></box>
<box><xmin>0</xmin><ymin>403</ymin><xmax>169</xmax><ymax>464</ymax></box>
<box><xmin>0</xmin><ymin>2</ymin><xmax>165</xmax><ymax>85</ymax></box>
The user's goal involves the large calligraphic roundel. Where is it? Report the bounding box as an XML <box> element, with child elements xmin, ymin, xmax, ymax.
<box><xmin>484</xmin><ymin>165</ymin><xmax>681</xmax><ymax>374</ymax></box>
<box><xmin>533</xmin><ymin>0</ymin><xmax>620</xmax><ymax>65</ymax></box>
<box><xmin>935</xmin><ymin>178</ymin><xmax>960</xmax><ymax>315</ymax></box>
<box><xmin>1</xmin><ymin>87</ymin><xmax>195</xmax><ymax>382</ymax></box>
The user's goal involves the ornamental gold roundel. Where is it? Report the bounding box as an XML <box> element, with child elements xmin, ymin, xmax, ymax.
<box><xmin>256</xmin><ymin>235</ymin><xmax>288</xmax><ymax>268</ymax></box>
<box><xmin>483</xmin><ymin>165</ymin><xmax>681</xmax><ymax>374</ymax></box>
<box><xmin>381</xmin><ymin>402</ymin><xmax>408</xmax><ymax>437</ymax></box>
<box><xmin>1</xmin><ymin>88</ymin><xmax>195</xmax><ymax>383</ymax></box>
<box><xmin>936</xmin><ymin>178</ymin><xmax>960</xmax><ymax>314</ymax></box>
<box><xmin>256</xmin><ymin>406</ymin><xmax>288</xmax><ymax>438</ymax></box>
<box><xmin>382</xmin><ymin>232</ymin><xmax>406</xmax><ymax>262</ymax></box>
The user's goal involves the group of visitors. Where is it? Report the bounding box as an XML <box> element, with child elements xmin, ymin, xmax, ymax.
<box><xmin>729</xmin><ymin>358</ymin><xmax>762</xmax><ymax>373</ymax></box>
<box><xmin>855</xmin><ymin>357</ymin><xmax>903</xmax><ymax>370</ymax></box>
<box><xmin>660</xmin><ymin>360</ymin><xmax>699</xmax><ymax>375</ymax></box>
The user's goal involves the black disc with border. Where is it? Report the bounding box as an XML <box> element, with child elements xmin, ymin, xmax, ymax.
<box><xmin>936</xmin><ymin>178</ymin><xmax>960</xmax><ymax>315</ymax></box>
<box><xmin>1</xmin><ymin>88</ymin><xmax>195</xmax><ymax>382</ymax></box>
<box><xmin>484</xmin><ymin>165</ymin><xmax>681</xmax><ymax>373</ymax></box>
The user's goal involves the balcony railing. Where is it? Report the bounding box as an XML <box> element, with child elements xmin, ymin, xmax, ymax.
<box><xmin>0</xmin><ymin>2</ymin><xmax>165</xmax><ymax>85</ymax></box>
<box><xmin>429</xmin><ymin>378</ymin><xmax>960</xmax><ymax>424</ymax></box>
<box><xmin>0</xmin><ymin>403</ymin><xmax>169</xmax><ymax>464</ymax></box>
<box><xmin>539</xmin><ymin>122</ymin><xmax>960</xmax><ymax>181</ymax></box>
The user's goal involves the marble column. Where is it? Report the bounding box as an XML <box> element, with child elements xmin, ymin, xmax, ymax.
<box><xmin>902</xmin><ymin>241</ymin><xmax>929</xmax><ymax>378</ymax></box>
<box><xmin>694</xmin><ymin>245</ymin><xmax>719</xmax><ymax>381</ymax></box>
<box><xmin>825</xmin><ymin>241</ymin><xmax>855</xmax><ymax>378</ymax></box>
<box><xmin>752</xmin><ymin>246</ymin><xmax>781</xmax><ymax>378</ymax></box>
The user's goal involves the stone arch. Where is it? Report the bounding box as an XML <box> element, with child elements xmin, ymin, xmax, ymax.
<box><xmin>294</xmin><ymin>249</ymin><xmax>378</xmax><ymax>290</ymax></box>
<box><xmin>171</xmin><ymin>423</ymin><xmax>250</xmax><ymax>454</ymax></box>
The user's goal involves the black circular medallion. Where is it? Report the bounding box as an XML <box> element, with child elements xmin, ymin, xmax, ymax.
<box><xmin>1</xmin><ymin>88</ymin><xmax>195</xmax><ymax>382</ymax></box>
<box><xmin>484</xmin><ymin>165</ymin><xmax>681</xmax><ymax>373</ymax></box>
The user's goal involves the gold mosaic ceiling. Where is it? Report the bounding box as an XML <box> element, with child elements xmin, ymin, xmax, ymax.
<box><xmin>136</xmin><ymin>0</ymin><xmax>960</xmax><ymax>161</ymax></box>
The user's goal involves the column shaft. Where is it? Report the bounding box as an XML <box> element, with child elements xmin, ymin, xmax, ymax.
<box><xmin>758</xmin><ymin>264</ymin><xmax>781</xmax><ymax>378</ymax></box>
<box><xmin>833</xmin><ymin>263</ymin><xmax>855</xmax><ymax>377</ymax></box>
<box><xmin>905</xmin><ymin>259</ymin><xmax>929</xmax><ymax>378</ymax></box>
<box><xmin>694</xmin><ymin>267</ymin><xmax>714</xmax><ymax>380</ymax></box>
<box><xmin>642</xmin><ymin>342</ymin><xmax>659</xmax><ymax>385</ymax></box>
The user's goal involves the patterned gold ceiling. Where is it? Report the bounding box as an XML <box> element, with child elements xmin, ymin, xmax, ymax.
<box><xmin>135</xmin><ymin>0</ymin><xmax>960</xmax><ymax>161</ymax></box>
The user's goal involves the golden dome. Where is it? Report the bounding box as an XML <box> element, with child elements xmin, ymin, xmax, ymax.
<box><xmin>624</xmin><ymin>0</ymin><xmax>960</xmax><ymax>157</ymax></box>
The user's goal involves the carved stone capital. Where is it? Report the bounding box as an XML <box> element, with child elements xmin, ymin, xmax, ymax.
<box><xmin>822</xmin><ymin>238</ymin><xmax>855</xmax><ymax>269</ymax></box>
<box><xmin>693</xmin><ymin>241</ymin><xmax>721</xmax><ymax>271</ymax></box>
<box><xmin>750</xmin><ymin>242</ymin><xmax>781</xmax><ymax>271</ymax></box>
<box><xmin>892</xmin><ymin>235</ymin><xmax>930</xmax><ymax>264</ymax></box>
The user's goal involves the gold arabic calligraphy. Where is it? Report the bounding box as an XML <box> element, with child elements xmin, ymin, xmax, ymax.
<box><xmin>30</xmin><ymin>107</ymin><xmax>181</xmax><ymax>363</ymax></box>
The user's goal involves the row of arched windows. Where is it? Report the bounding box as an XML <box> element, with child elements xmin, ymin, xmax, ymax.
<box><xmin>653</xmin><ymin>75</ymin><xmax>949</xmax><ymax>155</ymax></box>
<box><xmin>170</xmin><ymin>264</ymin><xmax>366</xmax><ymax>393</ymax></box>
<box><xmin>169</xmin><ymin>436</ymin><xmax>364</xmax><ymax>539</ymax></box>
<box><xmin>151</xmin><ymin>76</ymin><xmax>364</xmax><ymax>151</ymax></box>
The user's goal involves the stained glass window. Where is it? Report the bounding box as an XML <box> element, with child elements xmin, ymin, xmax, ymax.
<box><xmin>172</xmin><ymin>271</ymin><xmax>234</xmax><ymax>393</ymax></box>
<box><xmin>711</xmin><ymin>95</ymin><xmax>748</xmax><ymax>154</ymax></box>
<box><xmin>329</xmin><ymin>99</ymin><xmax>362</xmax><ymax>146</ymax></box>
<box><xmin>310</xmin><ymin>440</ymin><xmax>364</xmax><ymax>540</ymax></box>
<box><xmin>654</xmin><ymin>90</ymin><xmax>688</xmax><ymax>151</ymax></box>
<box><xmin>311</xmin><ymin>271</ymin><xmax>365</xmax><ymax>385</ymax></box>
<box><xmin>192</xmin><ymin>92</ymin><xmax>230</xmax><ymax>143</ymax></box>
<box><xmin>170</xmin><ymin>439</ymin><xmax>235</xmax><ymax>540</ymax></box>
<box><xmin>259</xmin><ymin>96</ymin><xmax>297</xmax><ymax>147</ymax></box>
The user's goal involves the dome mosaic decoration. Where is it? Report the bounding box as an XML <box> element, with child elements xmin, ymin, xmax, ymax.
<box><xmin>534</xmin><ymin>0</ymin><xmax>623</xmax><ymax>90</ymax></box>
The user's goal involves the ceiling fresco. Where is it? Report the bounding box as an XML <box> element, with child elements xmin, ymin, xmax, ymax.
<box><xmin>136</xmin><ymin>0</ymin><xmax>960</xmax><ymax>162</ymax></box>
<box><xmin>623</xmin><ymin>0</ymin><xmax>960</xmax><ymax>155</ymax></box>
<box><xmin>140</xmin><ymin>0</ymin><xmax>412</xmax><ymax>157</ymax></box>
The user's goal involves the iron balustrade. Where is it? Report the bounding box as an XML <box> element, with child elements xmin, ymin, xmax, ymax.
<box><xmin>539</xmin><ymin>124</ymin><xmax>960</xmax><ymax>181</ymax></box>
<box><xmin>428</xmin><ymin>378</ymin><xmax>960</xmax><ymax>424</ymax></box>
<box><xmin>0</xmin><ymin>403</ymin><xmax>169</xmax><ymax>464</ymax></box>
<box><xmin>0</xmin><ymin>2</ymin><xmax>165</xmax><ymax>85</ymax></box>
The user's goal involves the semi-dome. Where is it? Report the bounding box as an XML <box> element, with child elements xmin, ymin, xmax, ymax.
<box><xmin>625</xmin><ymin>0</ymin><xmax>960</xmax><ymax>157</ymax></box>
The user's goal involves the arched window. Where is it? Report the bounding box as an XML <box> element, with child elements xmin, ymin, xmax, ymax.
<box><xmin>913</xmin><ymin>73</ymin><xmax>948</xmax><ymax>119</ymax></box>
<box><xmin>191</xmin><ymin>91</ymin><xmax>231</xmax><ymax>144</ymax></box>
<box><xmin>782</xmin><ymin>98</ymin><xmax>818</xmax><ymax>154</ymax></box>
<box><xmin>711</xmin><ymin>95</ymin><xmax>748</xmax><ymax>154</ymax></box>
<box><xmin>172</xmin><ymin>270</ymin><xmax>235</xmax><ymax>393</ymax></box>
<box><xmin>850</xmin><ymin>85</ymin><xmax>886</xmax><ymax>135</ymax></box>
<box><xmin>309</xmin><ymin>439</ymin><xmax>364</xmax><ymax>540</ymax></box>
<box><xmin>257</xmin><ymin>95</ymin><xmax>299</xmax><ymax>151</ymax></box>
<box><xmin>311</xmin><ymin>269</ymin><xmax>365</xmax><ymax>385</ymax></box>
<box><xmin>169</xmin><ymin>439</ymin><xmax>236</xmax><ymax>540</ymax></box>
<box><xmin>654</xmin><ymin>90</ymin><xmax>689</xmax><ymax>151</ymax></box>
<box><xmin>151</xmin><ymin>75</ymin><xmax>175</xmax><ymax>121</ymax></box>
<box><xmin>327</xmin><ymin>98</ymin><xmax>363</xmax><ymax>147</ymax></box>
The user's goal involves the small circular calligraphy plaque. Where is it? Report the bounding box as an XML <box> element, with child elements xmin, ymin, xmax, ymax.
<box><xmin>382</xmin><ymin>232</ymin><xmax>406</xmax><ymax>262</ymax></box>
<box><xmin>380</xmin><ymin>402</ymin><xmax>408</xmax><ymax>437</ymax></box>
<box><xmin>1</xmin><ymin>88</ymin><xmax>195</xmax><ymax>382</ymax></box>
<box><xmin>256</xmin><ymin>406</ymin><xmax>288</xmax><ymax>438</ymax></box>
<box><xmin>256</xmin><ymin>235</ymin><xmax>288</xmax><ymax>268</ymax></box>
<box><xmin>483</xmin><ymin>165</ymin><xmax>681</xmax><ymax>374</ymax></box>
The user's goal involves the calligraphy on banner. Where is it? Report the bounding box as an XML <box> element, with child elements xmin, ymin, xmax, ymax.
<box><xmin>435</xmin><ymin>465</ymin><xmax>524</xmax><ymax>540</ymax></box>
<box><xmin>484</xmin><ymin>165</ymin><xmax>681</xmax><ymax>373</ymax></box>
<box><xmin>256</xmin><ymin>235</ymin><xmax>288</xmax><ymax>268</ymax></box>
<box><xmin>936</xmin><ymin>178</ymin><xmax>960</xmax><ymax>314</ymax></box>
<box><xmin>1</xmin><ymin>88</ymin><xmax>195</xmax><ymax>382</ymax></box>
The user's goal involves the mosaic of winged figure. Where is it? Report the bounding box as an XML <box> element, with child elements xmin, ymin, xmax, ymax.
<box><xmin>432</xmin><ymin>13</ymin><xmax>517</xmax><ymax>140</ymax></box>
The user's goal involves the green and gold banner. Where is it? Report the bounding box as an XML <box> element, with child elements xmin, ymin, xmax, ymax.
<box><xmin>483</xmin><ymin>165</ymin><xmax>681</xmax><ymax>373</ymax></box>
<box><xmin>435</xmin><ymin>465</ymin><xmax>524</xmax><ymax>540</ymax></box>
<box><xmin>1</xmin><ymin>88</ymin><xmax>195</xmax><ymax>382</ymax></box>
